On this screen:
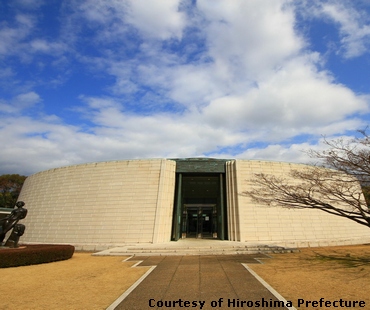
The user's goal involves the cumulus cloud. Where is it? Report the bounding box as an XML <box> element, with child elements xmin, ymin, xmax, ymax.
<box><xmin>74</xmin><ymin>0</ymin><xmax>186</xmax><ymax>42</ymax></box>
<box><xmin>0</xmin><ymin>0</ymin><xmax>370</xmax><ymax>175</ymax></box>
<box><xmin>198</xmin><ymin>0</ymin><xmax>303</xmax><ymax>78</ymax></box>
<box><xmin>124</xmin><ymin>0</ymin><xmax>186</xmax><ymax>40</ymax></box>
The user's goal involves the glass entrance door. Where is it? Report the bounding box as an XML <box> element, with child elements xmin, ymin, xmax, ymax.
<box><xmin>186</xmin><ymin>207</ymin><xmax>199</xmax><ymax>238</ymax></box>
<box><xmin>182</xmin><ymin>204</ymin><xmax>217</xmax><ymax>239</ymax></box>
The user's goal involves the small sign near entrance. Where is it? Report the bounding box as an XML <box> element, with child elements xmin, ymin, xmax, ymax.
<box><xmin>205</xmin><ymin>216</ymin><xmax>209</xmax><ymax>221</ymax></box>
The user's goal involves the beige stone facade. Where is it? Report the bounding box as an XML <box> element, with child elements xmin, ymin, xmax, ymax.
<box><xmin>17</xmin><ymin>158</ymin><xmax>370</xmax><ymax>250</ymax></box>
<box><xmin>18</xmin><ymin>159</ymin><xmax>176</xmax><ymax>250</ymax></box>
<box><xmin>227</xmin><ymin>160</ymin><xmax>369</xmax><ymax>248</ymax></box>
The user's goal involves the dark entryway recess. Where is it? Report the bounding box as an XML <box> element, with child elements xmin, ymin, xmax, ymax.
<box><xmin>171</xmin><ymin>158</ymin><xmax>229</xmax><ymax>241</ymax></box>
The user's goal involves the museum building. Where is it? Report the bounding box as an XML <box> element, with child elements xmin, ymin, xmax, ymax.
<box><xmin>17</xmin><ymin>158</ymin><xmax>370</xmax><ymax>250</ymax></box>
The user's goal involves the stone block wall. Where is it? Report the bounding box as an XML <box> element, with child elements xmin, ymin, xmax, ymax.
<box><xmin>17</xmin><ymin>158</ymin><xmax>370</xmax><ymax>250</ymax></box>
<box><xmin>231</xmin><ymin>160</ymin><xmax>370</xmax><ymax>247</ymax></box>
<box><xmin>152</xmin><ymin>159</ymin><xmax>177</xmax><ymax>243</ymax></box>
<box><xmin>225</xmin><ymin>160</ymin><xmax>240</xmax><ymax>241</ymax></box>
<box><xmin>18</xmin><ymin>159</ymin><xmax>176</xmax><ymax>250</ymax></box>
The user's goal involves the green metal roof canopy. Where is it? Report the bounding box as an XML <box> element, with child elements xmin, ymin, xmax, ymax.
<box><xmin>172</xmin><ymin>158</ymin><xmax>230</xmax><ymax>173</ymax></box>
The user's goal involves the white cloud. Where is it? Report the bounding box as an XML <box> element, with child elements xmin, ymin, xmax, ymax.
<box><xmin>73</xmin><ymin>0</ymin><xmax>368</xmax><ymax>161</ymax></box>
<box><xmin>1</xmin><ymin>0</ymin><xmax>370</xmax><ymax>176</ymax></box>
<box><xmin>198</xmin><ymin>0</ymin><xmax>304</xmax><ymax>79</ymax></box>
<box><xmin>14</xmin><ymin>92</ymin><xmax>41</xmax><ymax>109</ymax></box>
<box><xmin>0</xmin><ymin>14</ymin><xmax>34</xmax><ymax>56</ymax></box>
<box><xmin>0</xmin><ymin>92</ymin><xmax>41</xmax><ymax>114</ymax></box>
<box><xmin>75</xmin><ymin>0</ymin><xmax>186</xmax><ymax>41</ymax></box>
<box><xmin>124</xmin><ymin>0</ymin><xmax>186</xmax><ymax>40</ymax></box>
<box><xmin>100</xmin><ymin>0</ymin><xmax>306</xmax><ymax>108</ymax></box>
<box><xmin>303</xmin><ymin>0</ymin><xmax>370</xmax><ymax>58</ymax></box>
<box><xmin>323</xmin><ymin>2</ymin><xmax>370</xmax><ymax>58</ymax></box>
<box><xmin>29</xmin><ymin>39</ymin><xmax>67</xmax><ymax>55</ymax></box>
<box><xmin>0</xmin><ymin>10</ymin><xmax>67</xmax><ymax>64</ymax></box>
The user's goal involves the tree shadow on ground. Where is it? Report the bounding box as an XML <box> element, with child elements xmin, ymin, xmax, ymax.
<box><xmin>312</xmin><ymin>252</ymin><xmax>370</xmax><ymax>268</ymax></box>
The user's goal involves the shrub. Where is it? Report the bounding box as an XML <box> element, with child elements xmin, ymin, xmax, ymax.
<box><xmin>0</xmin><ymin>244</ymin><xmax>75</xmax><ymax>268</ymax></box>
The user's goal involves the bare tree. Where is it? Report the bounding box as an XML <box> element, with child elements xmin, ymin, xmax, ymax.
<box><xmin>243</xmin><ymin>131</ymin><xmax>370</xmax><ymax>228</ymax></box>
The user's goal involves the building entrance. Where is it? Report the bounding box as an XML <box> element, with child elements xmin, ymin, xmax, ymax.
<box><xmin>183</xmin><ymin>204</ymin><xmax>217</xmax><ymax>239</ymax></box>
<box><xmin>171</xmin><ymin>158</ymin><xmax>228</xmax><ymax>241</ymax></box>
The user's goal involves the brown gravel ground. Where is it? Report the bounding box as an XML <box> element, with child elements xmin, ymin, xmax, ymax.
<box><xmin>0</xmin><ymin>253</ymin><xmax>150</xmax><ymax>310</ymax></box>
<box><xmin>250</xmin><ymin>244</ymin><xmax>370</xmax><ymax>310</ymax></box>
<box><xmin>0</xmin><ymin>244</ymin><xmax>369</xmax><ymax>310</ymax></box>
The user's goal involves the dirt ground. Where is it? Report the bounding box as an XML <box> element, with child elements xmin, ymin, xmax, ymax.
<box><xmin>0</xmin><ymin>244</ymin><xmax>369</xmax><ymax>310</ymax></box>
<box><xmin>250</xmin><ymin>244</ymin><xmax>370</xmax><ymax>309</ymax></box>
<box><xmin>0</xmin><ymin>253</ymin><xmax>150</xmax><ymax>310</ymax></box>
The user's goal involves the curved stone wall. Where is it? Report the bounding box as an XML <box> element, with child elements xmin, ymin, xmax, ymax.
<box><xmin>227</xmin><ymin>160</ymin><xmax>370</xmax><ymax>248</ymax></box>
<box><xmin>18</xmin><ymin>159</ymin><xmax>176</xmax><ymax>251</ymax></box>
<box><xmin>17</xmin><ymin>158</ymin><xmax>370</xmax><ymax>250</ymax></box>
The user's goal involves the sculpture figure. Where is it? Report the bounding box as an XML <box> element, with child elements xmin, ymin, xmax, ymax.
<box><xmin>0</xmin><ymin>201</ymin><xmax>27</xmax><ymax>248</ymax></box>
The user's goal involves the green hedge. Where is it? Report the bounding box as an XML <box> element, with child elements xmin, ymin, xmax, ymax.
<box><xmin>0</xmin><ymin>244</ymin><xmax>75</xmax><ymax>268</ymax></box>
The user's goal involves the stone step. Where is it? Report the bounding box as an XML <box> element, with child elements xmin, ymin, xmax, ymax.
<box><xmin>127</xmin><ymin>244</ymin><xmax>286</xmax><ymax>249</ymax></box>
<box><xmin>107</xmin><ymin>245</ymin><xmax>298</xmax><ymax>256</ymax></box>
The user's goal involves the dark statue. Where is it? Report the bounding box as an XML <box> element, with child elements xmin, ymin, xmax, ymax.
<box><xmin>0</xmin><ymin>201</ymin><xmax>27</xmax><ymax>248</ymax></box>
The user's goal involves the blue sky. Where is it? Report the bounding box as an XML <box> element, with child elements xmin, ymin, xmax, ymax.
<box><xmin>1</xmin><ymin>0</ymin><xmax>370</xmax><ymax>176</ymax></box>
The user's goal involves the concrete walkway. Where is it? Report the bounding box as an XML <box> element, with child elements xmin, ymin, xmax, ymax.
<box><xmin>110</xmin><ymin>254</ymin><xmax>296</xmax><ymax>310</ymax></box>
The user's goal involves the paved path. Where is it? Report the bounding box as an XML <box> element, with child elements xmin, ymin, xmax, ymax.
<box><xmin>113</xmin><ymin>254</ymin><xmax>292</xmax><ymax>310</ymax></box>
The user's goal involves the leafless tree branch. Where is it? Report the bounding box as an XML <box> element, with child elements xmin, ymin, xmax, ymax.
<box><xmin>243</xmin><ymin>130</ymin><xmax>370</xmax><ymax>228</ymax></box>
